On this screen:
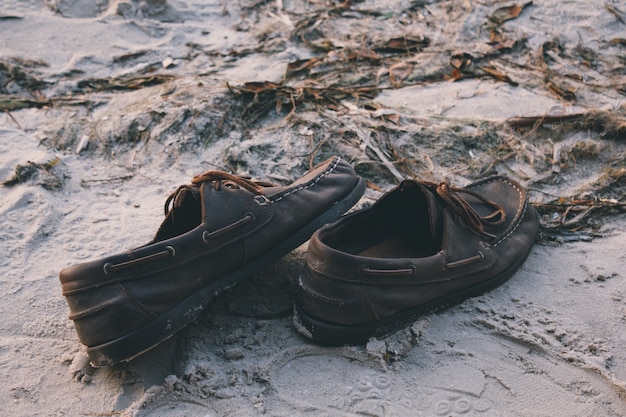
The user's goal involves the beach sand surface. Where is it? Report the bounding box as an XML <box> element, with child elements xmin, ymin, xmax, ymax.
<box><xmin>0</xmin><ymin>0</ymin><xmax>625</xmax><ymax>416</ymax></box>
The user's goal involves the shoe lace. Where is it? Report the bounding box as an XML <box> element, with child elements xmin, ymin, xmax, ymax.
<box><xmin>164</xmin><ymin>171</ymin><xmax>276</xmax><ymax>216</ymax></box>
<box><xmin>425</xmin><ymin>180</ymin><xmax>506</xmax><ymax>238</ymax></box>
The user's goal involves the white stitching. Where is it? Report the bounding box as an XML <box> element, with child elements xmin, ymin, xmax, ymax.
<box><xmin>482</xmin><ymin>177</ymin><xmax>525</xmax><ymax>247</ymax></box>
<box><xmin>494</xmin><ymin>199</ymin><xmax>528</xmax><ymax>247</ymax></box>
<box><xmin>268</xmin><ymin>157</ymin><xmax>342</xmax><ymax>204</ymax></box>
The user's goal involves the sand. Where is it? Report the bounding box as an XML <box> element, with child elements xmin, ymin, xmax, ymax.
<box><xmin>0</xmin><ymin>0</ymin><xmax>625</xmax><ymax>416</ymax></box>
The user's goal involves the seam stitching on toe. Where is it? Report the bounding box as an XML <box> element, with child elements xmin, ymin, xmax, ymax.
<box><xmin>485</xmin><ymin>177</ymin><xmax>525</xmax><ymax>247</ymax></box>
<box><xmin>269</xmin><ymin>157</ymin><xmax>341</xmax><ymax>204</ymax></box>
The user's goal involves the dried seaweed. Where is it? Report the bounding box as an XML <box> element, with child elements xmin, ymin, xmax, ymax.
<box><xmin>388</xmin><ymin>62</ymin><xmax>414</xmax><ymax>87</ymax></box>
<box><xmin>545</xmin><ymin>78</ymin><xmax>576</xmax><ymax>101</ymax></box>
<box><xmin>529</xmin><ymin>159</ymin><xmax>625</xmax><ymax>241</ymax></box>
<box><xmin>229</xmin><ymin>81</ymin><xmax>380</xmax><ymax>122</ymax></box>
<box><xmin>112</xmin><ymin>50</ymin><xmax>150</xmax><ymax>64</ymax></box>
<box><xmin>76</xmin><ymin>74</ymin><xmax>175</xmax><ymax>92</ymax></box>
<box><xmin>285</xmin><ymin>48</ymin><xmax>382</xmax><ymax>79</ymax></box>
<box><xmin>578</xmin><ymin>112</ymin><xmax>626</xmax><ymax>140</ymax></box>
<box><xmin>0</xmin><ymin>59</ymin><xmax>49</xmax><ymax>95</ymax></box>
<box><xmin>0</xmin><ymin>94</ymin><xmax>50</xmax><ymax>111</ymax></box>
<box><xmin>489</xmin><ymin>2</ymin><xmax>533</xmax><ymax>25</ymax></box>
<box><xmin>80</xmin><ymin>175</ymin><xmax>134</xmax><ymax>187</ymax></box>
<box><xmin>534</xmin><ymin>197</ymin><xmax>625</xmax><ymax>238</ymax></box>
<box><xmin>2</xmin><ymin>157</ymin><xmax>64</xmax><ymax>190</ymax></box>
<box><xmin>537</xmin><ymin>39</ymin><xmax>564</xmax><ymax>70</ymax></box>
<box><xmin>590</xmin><ymin>167</ymin><xmax>626</xmax><ymax>197</ymax></box>
<box><xmin>374</xmin><ymin>36</ymin><xmax>430</xmax><ymax>54</ymax></box>
<box><xmin>605</xmin><ymin>3</ymin><xmax>625</xmax><ymax>24</ymax></box>
<box><xmin>0</xmin><ymin>94</ymin><xmax>96</xmax><ymax>111</ymax></box>
<box><xmin>284</xmin><ymin>36</ymin><xmax>428</xmax><ymax>85</ymax></box>
<box><xmin>286</xmin><ymin>3</ymin><xmax>433</xmax><ymax>93</ymax></box>
<box><xmin>291</xmin><ymin>4</ymin><xmax>350</xmax><ymax>45</ymax></box>
<box><xmin>507</xmin><ymin>110</ymin><xmax>626</xmax><ymax>139</ymax></box>
<box><xmin>449</xmin><ymin>52</ymin><xmax>518</xmax><ymax>85</ymax></box>
<box><xmin>608</xmin><ymin>38</ymin><xmax>626</xmax><ymax>46</ymax></box>
<box><xmin>2</xmin><ymin>0</ymin><xmax>621</xmax><ymax>240</ymax></box>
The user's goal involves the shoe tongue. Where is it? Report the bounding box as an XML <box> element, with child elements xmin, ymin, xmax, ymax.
<box><xmin>424</xmin><ymin>184</ymin><xmax>444</xmax><ymax>248</ymax></box>
<box><xmin>153</xmin><ymin>185</ymin><xmax>202</xmax><ymax>242</ymax></box>
<box><xmin>400</xmin><ymin>180</ymin><xmax>444</xmax><ymax>249</ymax></box>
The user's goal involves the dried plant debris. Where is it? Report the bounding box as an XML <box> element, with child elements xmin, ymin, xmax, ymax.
<box><xmin>608</xmin><ymin>38</ymin><xmax>626</xmax><ymax>47</ymax></box>
<box><xmin>2</xmin><ymin>157</ymin><xmax>64</xmax><ymax>190</ymax></box>
<box><xmin>290</xmin><ymin>3</ymin><xmax>355</xmax><ymax>44</ymax></box>
<box><xmin>0</xmin><ymin>58</ymin><xmax>49</xmax><ymax>96</ymax></box>
<box><xmin>284</xmin><ymin>48</ymin><xmax>383</xmax><ymax>79</ymax></box>
<box><xmin>489</xmin><ymin>2</ymin><xmax>533</xmax><ymax>25</ymax></box>
<box><xmin>374</xmin><ymin>36</ymin><xmax>431</xmax><ymax>54</ymax></box>
<box><xmin>449</xmin><ymin>52</ymin><xmax>518</xmax><ymax>85</ymax></box>
<box><xmin>228</xmin><ymin>81</ymin><xmax>380</xmax><ymax>122</ymax></box>
<box><xmin>544</xmin><ymin>78</ymin><xmax>576</xmax><ymax>101</ymax></box>
<box><xmin>488</xmin><ymin>28</ymin><xmax>524</xmax><ymax>51</ymax></box>
<box><xmin>1</xmin><ymin>0</ymin><xmax>621</xmax><ymax>240</ymax></box>
<box><xmin>75</xmin><ymin>74</ymin><xmax>175</xmax><ymax>93</ymax></box>
<box><xmin>229</xmin><ymin>81</ymin><xmax>302</xmax><ymax>123</ymax></box>
<box><xmin>536</xmin><ymin>40</ymin><xmax>565</xmax><ymax>70</ymax></box>
<box><xmin>0</xmin><ymin>95</ymin><xmax>51</xmax><ymax>111</ymax></box>
<box><xmin>605</xmin><ymin>3</ymin><xmax>625</xmax><ymax>24</ymax></box>
<box><xmin>0</xmin><ymin>58</ymin><xmax>89</xmax><ymax>111</ymax></box>
<box><xmin>531</xmin><ymin>165</ymin><xmax>625</xmax><ymax>242</ymax></box>
<box><xmin>283</xmin><ymin>35</ymin><xmax>429</xmax><ymax>89</ymax></box>
<box><xmin>526</xmin><ymin>130</ymin><xmax>624</xmax><ymax>242</ymax></box>
<box><xmin>589</xmin><ymin>166</ymin><xmax>626</xmax><ymax>197</ymax></box>
<box><xmin>0</xmin><ymin>94</ymin><xmax>95</xmax><ymax>112</ymax></box>
<box><xmin>507</xmin><ymin>110</ymin><xmax>626</xmax><ymax>140</ymax></box>
<box><xmin>285</xmin><ymin>3</ymin><xmax>434</xmax><ymax>89</ymax></box>
<box><xmin>534</xmin><ymin>196</ymin><xmax>625</xmax><ymax>243</ymax></box>
<box><xmin>579</xmin><ymin>112</ymin><xmax>626</xmax><ymax>140</ymax></box>
<box><xmin>80</xmin><ymin>175</ymin><xmax>134</xmax><ymax>188</ymax></box>
<box><xmin>0</xmin><ymin>60</ymin><xmax>50</xmax><ymax>111</ymax></box>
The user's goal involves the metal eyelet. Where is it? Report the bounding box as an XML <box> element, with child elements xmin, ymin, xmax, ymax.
<box><xmin>254</xmin><ymin>195</ymin><xmax>270</xmax><ymax>206</ymax></box>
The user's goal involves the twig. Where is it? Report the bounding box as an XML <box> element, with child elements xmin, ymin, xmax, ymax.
<box><xmin>3</xmin><ymin>109</ymin><xmax>22</xmax><ymax>129</ymax></box>
<box><xmin>338</xmin><ymin>118</ymin><xmax>405</xmax><ymax>182</ymax></box>
<box><xmin>80</xmin><ymin>175</ymin><xmax>134</xmax><ymax>187</ymax></box>
<box><xmin>532</xmin><ymin>200</ymin><xmax>626</xmax><ymax>210</ymax></box>
<box><xmin>507</xmin><ymin>113</ymin><xmax>585</xmax><ymax>128</ymax></box>
<box><xmin>606</xmin><ymin>4</ymin><xmax>625</xmax><ymax>24</ymax></box>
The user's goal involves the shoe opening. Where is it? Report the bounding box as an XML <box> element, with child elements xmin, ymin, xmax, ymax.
<box><xmin>153</xmin><ymin>186</ymin><xmax>202</xmax><ymax>242</ymax></box>
<box><xmin>322</xmin><ymin>186</ymin><xmax>441</xmax><ymax>259</ymax></box>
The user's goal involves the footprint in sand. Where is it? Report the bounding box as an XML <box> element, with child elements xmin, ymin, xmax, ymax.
<box><xmin>269</xmin><ymin>333</ymin><xmax>626</xmax><ymax>417</ymax></box>
<box><xmin>270</xmin><ymin>349</ymin><xmax>497</xmax><ymax>416</ymax></box>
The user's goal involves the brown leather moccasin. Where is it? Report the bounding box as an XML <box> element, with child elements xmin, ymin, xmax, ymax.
<box><xmin>294</xmin><ymin>175</ymin><xmax>538</xmax><ymax>345</ymax></box>
<box><xmin>60</xmin><ymin>157</ymin><xmax>364</xmax><ymax>366</ymax></box>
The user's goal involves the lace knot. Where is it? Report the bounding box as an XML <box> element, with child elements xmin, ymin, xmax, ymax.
<box><xmin>164</xmin><ymin>171</ymin><xmax>276</xmax><ymax>216</ymax></box>
<box><xmin>191</xmin><ymin>171</ymin><xmax>269</xmax><ymax>194</ymax></box>
<box><xmin>428</xmin><ymin>180</ymin><xmax>506</xmax><ymax>237</ymax></box>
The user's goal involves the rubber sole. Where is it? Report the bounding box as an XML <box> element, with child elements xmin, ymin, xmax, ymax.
<box><xmin>294</xmin><ymin>214</ymin><xmax>539</xmax><ymax>346</ymax></box>
<box><xmin>86</xmin><ymin>179</ymin><xmax>366</xmax><ymax>366</ymax></box>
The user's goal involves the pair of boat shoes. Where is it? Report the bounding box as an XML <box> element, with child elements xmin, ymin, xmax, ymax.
<box><xmin>59</xmin><ymin>157</ymin><xmax>537</xmax><ymax>366</ymax></box>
